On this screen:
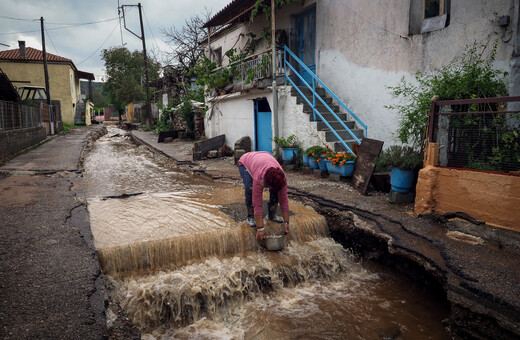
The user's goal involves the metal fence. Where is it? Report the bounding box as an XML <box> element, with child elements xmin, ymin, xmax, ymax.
<box><xmin>428</xmin><ymin>96</ymin><xmax>520</xmax><ymax>173</ymax></box>
<box><xmin>0</xmin><ymin>101</ymin><xmax>43</xmax><ymax>131</ymax></box>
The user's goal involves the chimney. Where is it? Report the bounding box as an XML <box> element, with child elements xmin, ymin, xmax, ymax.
<box><xmin>18</xmin><ymin>41</ymin><xmax>26</xmax><ymax>58</ymax></box>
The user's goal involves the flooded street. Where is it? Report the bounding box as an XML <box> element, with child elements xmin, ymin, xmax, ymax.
<box><xmin>84</xmin><ymin>127</ymin><xmax>449</xmax><ymax>339</ymax></box>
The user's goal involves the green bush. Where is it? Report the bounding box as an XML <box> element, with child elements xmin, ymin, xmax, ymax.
<box><xmin>385</xmin><ymin>41</ymin><xmax>508</xmax><ymax>148</ymax></box>
<box><xmin>376</xmin><ymin>145</ymin><xmax>423</xmax><ymax>171</ymax></box>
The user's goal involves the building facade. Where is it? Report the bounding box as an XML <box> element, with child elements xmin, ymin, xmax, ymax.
<box><xmin>202</xmin><ymin>0</ymin><xmax>519</xmax><ymax>152</ymax></box>
<box><xmin>0</xmin><ymin>41</ymin><xmax>94</xmax><ymax>125</ymax></box>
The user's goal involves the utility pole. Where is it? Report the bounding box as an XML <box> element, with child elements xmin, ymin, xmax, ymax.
<box><xmin>121</xmin><ymin>3</ymin><xmax>151</xmax><ymax>126</ymax></box>
<box><xmin>271</xmin><ymin>0</ymin><xmax>279</xmax><ymax>140</ymax></box>
<box><xmin>138</xmin><ymin>3</ymin><xmax>151</xmax><ymax>126</ymax></box>
<box><xmin>41</xmin><ymin>17</ymin><xmax>54</xmax><ymax>135</ymax></box>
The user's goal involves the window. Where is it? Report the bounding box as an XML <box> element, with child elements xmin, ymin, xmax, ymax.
<box><xmin>212</xmin><ymin>47</ymin><xmax>222</xmax><ymax>67</ymax></box>
<box><xmin>409</xmin><ymin>0</ymin><xmax>450</xmax><ymax>35</ymax></box>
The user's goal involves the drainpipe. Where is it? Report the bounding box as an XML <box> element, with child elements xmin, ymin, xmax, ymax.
<box><xmin>271</xmin><ymin>0</ymin><xmax>279</xmax><ymax>140</ymax></box>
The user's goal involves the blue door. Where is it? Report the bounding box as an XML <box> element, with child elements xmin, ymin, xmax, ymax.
<box><xmin>297</xmin><ymin>7</ymin><xmax>316</xmax><ymax>86</ymax></box>
<box><xmin>254</xmin><ymin>99</ymin><xmax>272</xmax><ymax>153</ymax></box>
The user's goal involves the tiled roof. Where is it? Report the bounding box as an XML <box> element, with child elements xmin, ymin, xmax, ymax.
<box><xmin>0</xmin><ymin>47</ymin><xmax>73</xmax><ymax>64</ymax></box>
<box><xmin>0</xmin><ymin>47</ymin><xmax>95</xmax><ymax>80</ymax></box>
<box><xmin>203</xmin><ymin>0</ymin><xmax>269</xmax><ymax>28</ymax></box>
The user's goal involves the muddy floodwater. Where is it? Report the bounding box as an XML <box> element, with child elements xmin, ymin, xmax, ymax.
<box><xmin>84</xmin><ymin>127</ymin><xmax>449</xmax><ymax>339</ymax></box>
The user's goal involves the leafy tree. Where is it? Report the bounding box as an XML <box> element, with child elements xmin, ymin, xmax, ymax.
<box><xmin>386</xmin><ymin>41</ymin><xmax>509</xmax><ymax>148</ymax></box>
<box><xmin>101</xmin><ymin>47</ymin><xmax>161</xmax><ymax>112</ymax></box>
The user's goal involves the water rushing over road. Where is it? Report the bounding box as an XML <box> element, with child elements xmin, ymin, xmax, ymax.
<box><xmin>84</xmin><ymin>127</ymin><xmax>449</xmax><ymax>339</ymax></box>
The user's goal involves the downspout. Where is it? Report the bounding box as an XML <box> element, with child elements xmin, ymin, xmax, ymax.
<box><xmin>272</xmin><ymin>0</ymin><xmax>279</xmax><ymax>140</ymax></box>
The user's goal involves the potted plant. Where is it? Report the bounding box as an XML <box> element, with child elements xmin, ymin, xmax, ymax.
<box><xmin>302</xmin><ymin>146</ymin><xmax>314</xmax><ymax>167</ymax></box>
<box><xmin>273</xmin><ymin>134</ymin><xmax>301</xmax><ymax>164</ymax></box>
<box><xmin>306</xmin><ymin>145</ymin><xmax>325</xmax><ymax>170</ymax></box>
<box><xmin>327</xmin><ymin>151</ymin><xmax>357</xmax><ymax>177</ymax></box>
<box><xmin>317</xmin><ymin>145</ymin><xmax>333</xmax><ymax>171</ymax></box>
<box><xmin>377</xmin><ymin>145</ymin><xmax>423</xmax><ymax>193</ymax></box>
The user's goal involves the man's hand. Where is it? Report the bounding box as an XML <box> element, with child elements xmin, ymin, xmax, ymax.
<box><xmin>256</xmin><ymin>228</ymin><xmax>265</xmax><ymax>241</ymax></box>
<box><xmin>284</xmin><ymin>221</ymin><xmax>290</xmax><ymax>235</ymax></box>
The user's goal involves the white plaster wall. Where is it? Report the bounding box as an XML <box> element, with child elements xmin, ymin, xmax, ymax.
<box><xmin>204</xmin><ymin>85</ymin><xmax>327</xmax><ymax>150</ymax></box>
<box><xmin>315</xmin><ymin>0</ymin><xmax>516</xmax><ymax>147</ymax></box>
<box><xmin>205</xmin><ymin>91</ymin><xmax>269</xmax><ymax>149</ymax></box>
<box><xmin>277</xmin><ymin>85</ymin><xmax>327</xmax><ymax>149</ymax></box>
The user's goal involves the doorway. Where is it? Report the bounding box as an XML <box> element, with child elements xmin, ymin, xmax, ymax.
<box><xmin>254</xmin><ymin>98</ymin><xmax>272</xmax><ymax>153</ymax></box>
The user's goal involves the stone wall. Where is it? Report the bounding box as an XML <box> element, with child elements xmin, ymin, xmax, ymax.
<box><xmin>0</xmin><ymin>126</ymin><xmax>47</xmax><ymax>163</ymax></box>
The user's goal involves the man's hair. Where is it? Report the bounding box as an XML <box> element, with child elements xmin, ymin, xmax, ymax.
<box><xmin>264</xmin><ymin>167</ymin><xmax>286</xmax><ymax>192</ymax></box>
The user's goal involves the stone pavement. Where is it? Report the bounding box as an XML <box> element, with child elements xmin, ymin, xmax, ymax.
<box><xmin>131</xmin><ymin>129</ymin><xmax>520</xmax><ymax>339</ymax></box>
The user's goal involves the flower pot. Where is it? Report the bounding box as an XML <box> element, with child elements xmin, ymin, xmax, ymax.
<box><xmin>282</xmin><ymin>148</ymin><xmax>299</xmax><ymax>164</ymax></box>
<box><xmin>325</xmin><ymin>159</ymin><xmax>338</xmax><ymax>174</ymax></box>
<box><xmin>302</xmin><ymin>154</ymin><xmax>309</xmax><ymax>167</ymax></box>
<box><xmin>336</xmin><ymin>161</ymin><xmax>355</xmax><ymax>177</ymax></box>
<box><xmin>390</xmin><ymin>167</ymin><xmax>415</xmax><ymax>193</ymax></box>
<box><xmin>309</xmin><ymin>159</ymin><xmax>319</xmax><ymax>169</ymax></box>
<box><xmin>318</xmin><ymin>156</ymin><xmax>328</xmax><ymax>171</ymax></box>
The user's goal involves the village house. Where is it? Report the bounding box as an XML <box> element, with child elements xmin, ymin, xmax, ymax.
<box><xmin>0</xmin><ymin>41</ymin><xmax>95</xmax><ymax>125</ymax></box>
<box><xmin>201</xmin><ymin>0</ymin><xmax>519</xmax><ymax>153</ymax></box>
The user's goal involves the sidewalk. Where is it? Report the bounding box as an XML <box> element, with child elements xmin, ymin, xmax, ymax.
<box><xmin>0</xmin><ymin>127</ymin><xmax>108</xmax><ymax>340</ymax></box>
<box><xmin>131</xmin><ymin>129</ymin><xmax>520</xmax><ymax>339</ymax></box>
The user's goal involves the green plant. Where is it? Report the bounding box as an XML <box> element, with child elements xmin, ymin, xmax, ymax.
<box><xmin>376</xmin><ymin>145</ymin><xmax>423</xmax><ymax>171</ymax></box>
<box><xmin>273</xmin><ymin>134</ymin><xmax>300</xmax><ymax>148</ymax></box>
<box><xmin>385</xmin><ymin>41</ymin><xmax>509</xmax><ymax>148</ymax></box>
<box><xmin>327</xmin><ymin>151</ymin><xmax>356</xmax><ymax>166</ymax></box>
<box><xmin>179</xmin><ymin>99</ymin><xmax>195</xmax><ymax>137</ymax></box>
<box><xmin>154</xmin><ymin>106</ymin><xmax>174</xmax><ymax>133</ymax></box>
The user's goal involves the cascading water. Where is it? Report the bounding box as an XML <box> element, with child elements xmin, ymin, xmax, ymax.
<box><xmin>84</xmin><ymin>127</ymin><xmax>449</xmax><ymax>339</ymax></box>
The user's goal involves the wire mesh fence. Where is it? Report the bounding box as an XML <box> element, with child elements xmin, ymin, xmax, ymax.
<box><xmin>0</xmin><ymin>101</ymin><xmax>43</xmax><ymax>131</ymax></box>
<box><xmin>428</xmin><ymin>96</ymin><xmax>520</xmax><ymax>173</ymax></box>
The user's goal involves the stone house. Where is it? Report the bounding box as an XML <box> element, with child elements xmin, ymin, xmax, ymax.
<box><xmin>201</xmin><ymin>0</ymin><xmax>520</xmax><ymax>153</ymax></box>
<box><xmin>0</xmin><ymin>41</ymin><xmax>95</xmax><ymax>125</ymax></box>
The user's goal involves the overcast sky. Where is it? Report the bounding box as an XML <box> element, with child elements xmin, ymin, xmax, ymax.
<box><xmin>0</xmin><ymin>0</ymin><xmax>230</xmax><ymax>81</ymax></box>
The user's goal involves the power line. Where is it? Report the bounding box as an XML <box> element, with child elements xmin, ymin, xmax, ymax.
<box><xmin>143</xmin><ymin>8</ymin><xmax>159</xmax><ymax>51</ymax></box>
<box><xmin>0</xmin><ymin>17</ymin><xmax>118</xmax><ymax>36</ymax></box>
<box><xmin>77</xmin><ymin>21</ymin><xmax>120</xmax><ymax>66</ymax></box>
<box><xmin>44</xmin><ymin>27</ymin><xmax>60</xmax><ymax>55</ymax></box>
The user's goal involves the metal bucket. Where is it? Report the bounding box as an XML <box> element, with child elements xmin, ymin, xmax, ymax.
<box><xmin>264</xmin><ymin>234</ymin><xmax>286</xmax><ymax>251</ymax></box>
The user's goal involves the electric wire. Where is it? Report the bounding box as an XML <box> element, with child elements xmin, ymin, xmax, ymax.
<box><xmin>0</xmin><ymin>18</ymin><xmax>118</xmax><ymax>36</ymax></box>
<box><xmin>143</xmin><ymin>7</ymin><xmax>159</xmax><ymax>51</ymax></box>
<box><xmin>77</xmin><ymin>21</ymin><xmax>120</xmax><ymax>66</ymax></box>
<box><xmin>44</xmin><ymin>27</ymin><xmax>60</xmax><ymax>56</ymax></box>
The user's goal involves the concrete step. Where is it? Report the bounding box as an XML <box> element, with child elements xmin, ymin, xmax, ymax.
<box><xmin>334</xmin><ymin>139</ymin><xmax>363</xmax><ymax>152</ymax></box>
<box><xmin>291</xmin><ymin>86</ymin><xmax>326</xmax><ymax>97</ymax></box>
<box><xmin>297</xmin><ymin>95</ymin><xmax>333</xmax><ymax>106</ymax></box>
<box><xmin>317</xmin><ymin>120</ymin><xmax>356</xmax><ymax>130</ymax></box>
<box><xmin>325</xmin><ymin>128</ymin><xmax>364</xmax><ymax>142</ymax></box>
<box><xmin>310</xmin><ymin>112</ymin><xmax>348</xmax><ymax>122</ymax></box>
<box><xmin>303</xmin><ymin>103</ymin><xmax>340</xmax><ymax>114</ymax></box>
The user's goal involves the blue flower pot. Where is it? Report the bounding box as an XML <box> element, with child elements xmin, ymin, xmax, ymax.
<box><xmin>336</xmin><ymin>161</ymin><xmax>355</xmax><ymax>177</ymax></box>
<box><xmin>282</xmin><ymin>148</ymin><xmax>299</xmax><ymax>164</ymax></box>
<box><xmin>390</xmin><ymin>167</ymin><xmax>415</xmax><ymax>193</ymax></box>
<box><xmin>325</xmin><ymin>159</ymin><xmax>338</xmax><ymax>174</ymax></box>
<box><xmin>302</xmin><ymin>154</ymin><xmax>309</xmax><ymax>167</ymax></box>
<box><xmin>318</xmin><ymin>156</ymin><xmax>328</xmax><ymax>171</ymax></box>
<box><xmin>309</xmin><ymin>159</ymin><xmax>319</xmax><ymax>169</ymax></box>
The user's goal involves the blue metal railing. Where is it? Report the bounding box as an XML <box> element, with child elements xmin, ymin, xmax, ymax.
<box><xmin>283</xmin><ymin>46</ymin><xmax>367</xmax><ymax>154</ymax></box>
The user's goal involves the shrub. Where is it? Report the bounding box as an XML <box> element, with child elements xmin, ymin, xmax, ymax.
<box><xmin>385</xmin><ymin>41</ymin><xmax>509</xmax><ymax>148</ymax></box>
<box><xmin>376</xmin><ymin>145</ymin><xmax>423</xmax><ymax>171</ymax></box>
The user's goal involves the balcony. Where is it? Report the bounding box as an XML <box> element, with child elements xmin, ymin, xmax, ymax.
<box><xmin>209</xmin><ymin>49</ymin><xmax>284</xmax><ymax>95</ymax></box>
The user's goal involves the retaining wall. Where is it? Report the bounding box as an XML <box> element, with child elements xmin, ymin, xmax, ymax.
<box><xmin>415</xmin><ymin>143</ymin><xmax>520</xmax><ymax>231</ymax></box>
<box><xmin>0</xmin><ymin>126</ymin><xmax>47</xmax><ymax>163</ymax></box>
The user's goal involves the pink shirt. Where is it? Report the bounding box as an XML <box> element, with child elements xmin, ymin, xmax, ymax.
<box><xmin>239</xmin><ymin>152</ymin><xmax>289</xmax><ymax>215</ymax></box>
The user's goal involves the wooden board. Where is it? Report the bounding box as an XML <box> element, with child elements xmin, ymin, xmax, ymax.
<box><xmin>352</xmin><ymin>138</ymin><xmax>384</xmax><ymax>195</ymax></box>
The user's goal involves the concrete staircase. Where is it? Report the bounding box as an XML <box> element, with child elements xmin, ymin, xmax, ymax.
<box><xmin>290</xmin><ymin>86</ymin><xmax>364</xmax><ymax>152</ymax></box>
